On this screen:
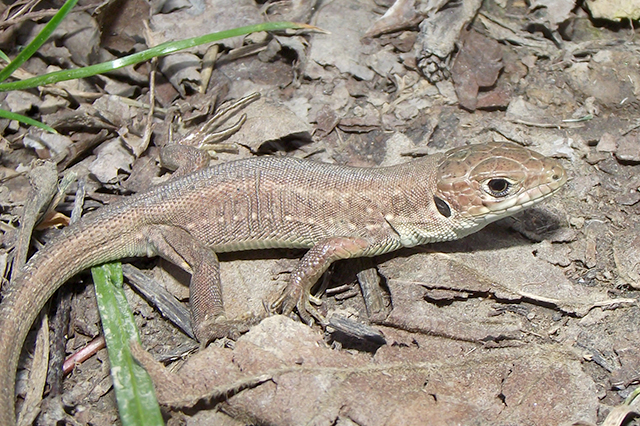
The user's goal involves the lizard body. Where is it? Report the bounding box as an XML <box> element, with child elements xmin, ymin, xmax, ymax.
<box><xmin>0</xmin><ymin>142</ymin><xmax>566</xmax><ymax>424</ymax></box>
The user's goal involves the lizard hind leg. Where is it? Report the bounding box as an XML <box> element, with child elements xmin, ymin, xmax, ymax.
<box><xmin>146</xmin><ymin>226</ymin><xmax>249</xmax><ymax>343</ymax></box>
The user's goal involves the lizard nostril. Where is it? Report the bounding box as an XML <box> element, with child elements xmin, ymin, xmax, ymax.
<box><xmin>551</xmin><ymin>165</ymin><xmax>565</xmax><ymax>181</ymax></box>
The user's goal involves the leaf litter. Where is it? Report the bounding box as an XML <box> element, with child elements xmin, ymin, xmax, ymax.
<box><xmin>1</xmin><ymin>0</ymin><xmax>640</xmax><ymax>424</ymax></box>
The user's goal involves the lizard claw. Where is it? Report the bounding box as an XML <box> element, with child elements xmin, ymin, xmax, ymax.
<box><xmin>270</xmin><ymin>284</ymin><xmax>300</xmax><ymax>316</ymax></box>
<box><xmin>271</xmin><ymin>285</ymin><xmax>327</xmax><ymax>327</ymax></box>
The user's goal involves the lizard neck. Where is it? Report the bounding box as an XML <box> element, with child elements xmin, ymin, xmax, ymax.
<box><xmin>374</xmin><ymin>155</ymin><xmax>464</xmax><ymax>247</ymax></box>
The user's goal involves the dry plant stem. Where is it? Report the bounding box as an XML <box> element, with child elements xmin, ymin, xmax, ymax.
<box><xmin>0</xmin><ymin>1</ymin><xmax>94</xmax><ymax>30</ymax></box>
<box><xmin>16</xmin><ymin>314</ymin><xmax>48</xmax><ymax>426</ymax></box>
<box><xmin>47</xmin><ymin>289</ymin><xmax>72</xmax><ymax>396</ymax></box>
<box><xmin>142</xmin><ymin>59</ymin><xmax>157</xmax><ymax>152</ymax></box>
<box><xmin>8</xmin><ymin>68</ymin><xmax>102</xmax><ymax>103</ymax></box>
<box><xmin>62</xmin><ymin>336</ymin><xmax>105</xmax><ymax>375</ymax></box>
<box><xmin>122</xmin><ymin>264</ymin><xmax>194</xmax><ymax>338</ymax></box>
<box><xmin>200</xmin><ymin>44</ymin><xmax>219</xmax><ymax>94</ymax></box>
<box><xmin>11</xmin><ymin>161</ymin><xmax>57</xmax><ymax>279</ymax></box>
<box><xmin>48</xmin><ymin>177</ymin><xmax>86</xmax><ymax>395</ymax></box>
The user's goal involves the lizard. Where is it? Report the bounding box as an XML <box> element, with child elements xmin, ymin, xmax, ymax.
<box><xmin>0</xmin><ymin>141</ymin><xmax>567</xmax><ymax>425</ymax></box>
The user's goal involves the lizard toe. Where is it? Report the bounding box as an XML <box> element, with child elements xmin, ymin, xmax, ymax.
<box><xmin>270</xmin><ymin>285</ymin><xmax>302</xmax><ymax>316</ymax></box>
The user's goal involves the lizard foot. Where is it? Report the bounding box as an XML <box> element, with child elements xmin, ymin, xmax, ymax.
<box><xmin>193</xmin><ymin>314</ymin><xmax>255</xmax><ymax>344</ymax></box>
<box><xmin>271</xmin><ymin>285</ymin><xmax>326</xmax><ymax>327</ymax></box>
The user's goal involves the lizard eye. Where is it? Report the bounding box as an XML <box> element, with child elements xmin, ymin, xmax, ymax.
<box><xmin>483</xmin><ymin>178</ymin><xmax>512</xmax><ymax>197</ymax></box>
<box><xmin>433</xmin><ymin>196</ymin><xmax>451</xmax><ymax>217</ymax></box>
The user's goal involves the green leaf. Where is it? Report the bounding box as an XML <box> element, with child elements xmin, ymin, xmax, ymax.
<box><xmin>0</xmin><ymin>21</ymin><xmax>315</xmax><ymax>92</ymax></box>
<box><xmin>92</xmin><ymin>263</ymin><xmax>164</xmax><ymax>426</ymax></box>
<box><xmin>0</xmin><ymin>0</ymin><xmax>79</xmax><ymax>82</ymax></box>
<box><xmin>0</xmin><ymin>50</ymin><xmax>10</xmax><ymax>63</ymax></box>
<box><xmin>0</xmin><ymin>108</ymin><xmax>57</xmax><ymax>133</ymax></box>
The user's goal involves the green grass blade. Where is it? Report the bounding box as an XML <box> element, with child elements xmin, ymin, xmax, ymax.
<box><xmin>92</xmin><ymin>263</ymin><xmax>164</xmax><ymax>426</ymax></box>
<box><xmin>0</xmin><ymin>0</ymin><xmax>79</xmax><ymax>83</ymax></box>
<box><xmin>0</xmin><ymin>108</ymin><xmax>57</xmax><ymax>133</ymax></box>
<box><xmin>0</xmin><ymin>50</ymin><xmax>10</xmax><ymax>63</ymax></box>
<box><xmin>0</xmin><ymin>21</ymin><xmax>314</xmax><ymax>92</ymax></box>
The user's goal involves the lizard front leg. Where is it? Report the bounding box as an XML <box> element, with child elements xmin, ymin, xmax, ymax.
<box><xmin>273</xmin><ymin>236</ymin><xmax>371</xmax><ymax>324</ymax></box>
<box><xmin>146</xmin><ymin>226</ymin><xmax>246</xmax><ymax>343</ymax></box>
<box><xmin>160</xmin><ymin>93</ymin><xmax>260</xmax><ymax>176</ymax></box>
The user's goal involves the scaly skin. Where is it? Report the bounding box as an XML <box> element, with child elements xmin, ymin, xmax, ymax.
<box><xmin>0</xmin><ymin>142</ymin><xmax>566</xmax><ymax>425</ymax></box>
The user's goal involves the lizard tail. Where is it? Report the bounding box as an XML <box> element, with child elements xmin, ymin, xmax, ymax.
<box><xmin>0</xmin><ymin>225</ymin><xmax>146</xmax><ymax>425</ymax></box>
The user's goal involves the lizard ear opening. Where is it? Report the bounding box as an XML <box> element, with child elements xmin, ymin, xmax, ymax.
<box><xmin>434</xmin><ymin>196</ymin><xmax>451</xmax><ymax>218</ymax></box>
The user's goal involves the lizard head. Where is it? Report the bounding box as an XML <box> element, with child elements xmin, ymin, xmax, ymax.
<box><xmin>433</xmin><ymin>142</ymin><xmax>567</xmax><ymax>237</ymax></box>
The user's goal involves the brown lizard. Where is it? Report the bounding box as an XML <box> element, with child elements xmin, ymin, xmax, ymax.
<box><xmin>0</xmin><ymin>141</ymin><xmax>566</xmax><ymax>424</ymax></box>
